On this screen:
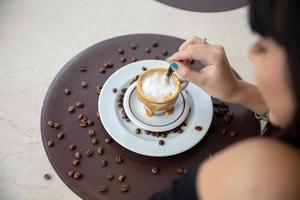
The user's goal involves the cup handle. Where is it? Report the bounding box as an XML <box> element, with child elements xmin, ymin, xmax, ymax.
<box><xmin>180</xmin><ymin>80</ymin><xmax>189</xmax><ymax>91</ymax></box>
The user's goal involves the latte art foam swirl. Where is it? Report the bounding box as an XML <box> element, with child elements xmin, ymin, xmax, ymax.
<box><xmin>141</xmin><ymin>72</ymin><xmax>177</xmax><ymax>100</ymax></box>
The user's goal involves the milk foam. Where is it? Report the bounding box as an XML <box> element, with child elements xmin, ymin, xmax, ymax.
<box><xmin>142</xmin><ymin>72</ymin><xmax>177</xmax><ymax>100</ymax></box>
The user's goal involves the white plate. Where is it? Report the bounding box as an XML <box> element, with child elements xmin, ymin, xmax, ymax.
<box><xmin>123</xmin><ymin>82</ymin><xmax>190</xmax><ymax>132</ymax></box>
<box><xmin>99</xmin><ymin>60</ymin><xmax>213</xmax><ymax>157</ymax></box>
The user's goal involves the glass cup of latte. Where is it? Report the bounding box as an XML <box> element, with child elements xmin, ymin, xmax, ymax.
<box><xmin>136</xmin><ymin>68</ymin><xmax>188</xmax><ymax>117</ymax></box>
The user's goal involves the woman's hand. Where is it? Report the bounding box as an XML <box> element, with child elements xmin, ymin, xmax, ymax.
<box><xmin>168</xmin><ymin>36</ymin><xmax>240</xmax><ymax>103</ymax></box>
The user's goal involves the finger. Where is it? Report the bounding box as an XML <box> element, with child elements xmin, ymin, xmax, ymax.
<box><xmin>179</xmin><ymin>36</ymin><xmax>206</xmax><ymax>52</ymax></box>
<box><xmin>174</xmin><ymin>61</ymin><xmax>206</xmax><ymax>86</ymax></box>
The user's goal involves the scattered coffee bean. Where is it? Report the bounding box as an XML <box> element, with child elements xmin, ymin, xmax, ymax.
<box><xmin>80</xmin><ymin>122</ymin><xmax>87</xmax><ymax>128</ymax></box>
<box><xmin>69</xmin><ymin>144</ymin><xmax>76</xmax><ymax>151</ymax></box>
<box><xmin>152</xmin><ymin>41</ymin><xmax>159</xmax><ymax>47</ymax></box>
<box><xmin>221</xmin><ymin>128</ymin><xmax>228</xmax><ymax>135</ymax></box>
<box><xmin>99</xmin><ymin>185</ymin><xmax>108</xmax><ymax>193</ymax></box>
<box><xmin>112</xmin><ymin>88</ymin><xmax>117</xmax><ymax>93</ymax></box>
<box><xmin>47</xmin><ymin>140</ymin><xmax>54</xmax><ymax>147</ymax></box>
<box><xmin>159</xmin><ymin>140</ymin><xmax>165</xmax><ymax>145</ymax></box>
<box><xmin>162</xmin><ymin>50</ymin><xmax>168</xmax><ymax>56</ymax></box>
<box><xmin>96</xmin><ymin>112</ymin><xmax>100</xmax><ymax>118</ymax></box>
<box><xmin>116</xmin><ymin>155</ymin><xmax>123</xmax><ymax>164</ymax></box>
<box><xmin>96</xmin><ymin>85</ymin><xmax>102</xmax><ymax>95</ymax></box>
<box><xmin>87</xmin><ymin>119</ymin><xmax>94</xmax><ymax>126</ymax></box>
<box><xmin>229</xmin><ymin>130</ymin><xmax>238</xmax><ymax>137</ymax></box>
<box><xmin>107</xmin><ymin>61</ymin><xmax>113</xmax><ymax>68</ymax></box>
<box><xmin>103</xmin><ymin>63</ymin><xmax>109</xmax><ymax>68</ymax></box>
<box><xmin>80</xmin><ymin>81</ymin><xmax>88</xmax><ymax>88</ymax></box>
<box><xmin>195</xmin><ymin>126</ymin><xmax>203</xmax><ymax>131</ymax></box>
<box><xmin>78</xmin><ymin>114</ymin><xmax>84</xmax><ymax>120</ymax></box>
<box><xmin>176</xmin><ymin>167</ymin><xmax>184</xmax><ymax>175</ymax></box>
<box><xmin>120</xmin><ymin>57</ymin><xmax>126</xmax><ymax>63</ymax></box>
<box><xmin>155</xmin><ymin>55</ymin><xmax>160</xmax><ymax>60</ymax></box>
<box><xmin>121</xmin><ymin>88</ymin><xmax>127</xmax><ymax>93</ymax></box>
<box><xmin>86</xmin><ymin>149</ymin><xmax>94</xmax><ymax>157</ymax></box>
<box><xmin>118</xmin><ymin>174</ymin><xmax>126</xmax><ymax>182</ymax></box>
<box><xmin>53</xmin><ymin>122</ymin><xmax>60</xmax><ymax>129</ymax></box>
<box><xmin>99</xmin><ymin>68</ymin><xmax>106</xmax><ymax>74</ymax></box>
<box><xmin>131</xmin><ymin>57</ymin><xmax>137</xmax><ymax>62</ymax></box>
<box><xmin>73</xmin><ymin>159</ymin><xmax>80</xmax><ymax>166</ymax></box>
<box><xmin>88</xmin><ymin>129</ymin><xmax>95</xmax><ymax>137</ymax></box>
<box><xmin>57</xmin><ymin>132</ymin><xmax>64</xmax><ymax>139</ymax></box>
<box><xmin>67</xmin><ymin>105</ymin><xmax>75</xmax><ymax>113</ymax></box>
<box><xmin>101</xmin><ymin>159</ymin><xmax>108</xmax><ymax>167</ymax></box>
<box><xmin>107</xmin><ymin>173</ymin><xmax>114</xmax><ymax>180</ymax></box>
<box><xmin>64</xmin><ymin>88</ymin><xmax>71</xmax><ymax>95</ymax></box>
<box><xmin>44</xmin><ymin>173</ymin><xmax>51</xmax><ymax>180</ymax></box>
<box><xmin>126</xmin><ymin>118</ymin><xmax>130</xmax><ymax>122</ymax></box>
<box><xmin>97</xmin><ymin>147</ymin><xmax>104</xmax><ymax>155</ymax></box>
<box><xmin>73</xmin><ymin>172</ymin><xmax>82</xmax><ymax>179</ymax></box>
<box><xmin>130</xmin><ymin>42</ymin><xmax>137</xmax><ymax>49</ymax></box>
<box><xmin>142</xmin><ymin>66</ymin><xmax>147</xmax><ymax>71</ymax></box>
<box><xmin>135</xmin><ymin>128</ymin><xmax>141</xmax><ymax>134</ymax></box>
<box><xmin>76</xmin><ymin>101</ymin><xmax>84</xmax><ymax>108</ymax></box>
<box><xmin>177</xmin><ymin>129</ymin><xmax>183</xmax><ymax>134</ymax></box>
<box><xmin>144</xmin><ymin>47</ymin><xmax>151</xmax><ymax>53</ymax></box>
<box><xmin>47</xmin><ymin>120</ymin><xmax>54</xmax><ymax>127</ymax></box>
<box><xmin>145</xmin><ymin>130</ymin><xmax>151</xmax><ymax>135</ymax></box>
<box><xmin>118</xmin><ymin>48</ymin><xmax>124</xmax><ymax>54</ymax></box>
<box><xmin>151</xmin><ymin>166</ymin><xmax>159</xmax><ymax>175</ymax></box>
<box><xmin>91</xmin><ymin>138</ymin><xmax>99</xmax><ymax>145</ymax></box>
<box><xmin>79</xmin><ymin>64</ymin><xmax>87</xmax><ymax>72</ymax></box>
<box><xmin>105</xmin><ymin>137</ymin><xmax>112</xmax><ymax>144</ymax></box>
<box><xmin>121</xmin><ymin>184</ymin><xmax>129</xmax><ymax>192</ymax></box>
<box><xmin>75</xmin><ymin>152</ymin><xmax>81</xmax><ymax>159</ymax></box>
<box><xmin>68</xmin><ymin>170</ymin><xmax>75</xmax><ymax>177</ymax></box>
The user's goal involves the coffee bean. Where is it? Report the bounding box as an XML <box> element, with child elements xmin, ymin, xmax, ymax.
<box><xmin>120</xmin><ymin>57</ymin><xmax>126</xmax><ymax>63</ymax></box>
<box><xmin>53</xmin><ymin>122</ymin><xmax>60</xmax><ymax>129</ymax></box>
<box><xmin>64</xmin><ymin>88</ymin><xmax>71</xmax><ymax>95</ymax></box>
<box><xmin>91</xmin><ymin>138</ymin><xmax>99</xmax><ymax>145</ymax></box>
<box><xmin>101</xmin><ymin>159</ymin><xmax>107</xmax><ymax>167</ymax></box>
<box><xmin>135</xmin><ymin>128</ymin><xmax>141</xmax><ymax>134</ymax></box>
<box><xmin>112</xmin><ymin>88</ymin><xmax>117</xmax><ymax>93</ymax></box>
<box><xmin>47</xmin><ymin>120</ymin><xmax>54</xmax><ymax>127</ymax></box>
<box><xmin>152</xmin><ymin>41</ymin><xmax>159</xmax><ymax>47</ymax></box>
<box><xmin>230</xmin><ymin>130</ymin><xmax>239</xmax><ymax>137</ymax></box>
<box><xmin>121</xmin><ymin>109</ymin><xmax>126</xmax><ymax>115</ymax></box>
<box><xmin>44</xmin><ymin>173</ymin><xmax>51</xmax><ymax>180</ymax></box>
<box><xmin>68</xmin><ymin>170</ymin><xmax>75</xmax><ymax>177</ymax></box>
<box><xmin>177</xmin><ymin>129</ymin><xmax>183</xmax><ymax>134</ymax></box>
<box><xmin>73</xmin><ymin>159</ymin><xmax>80</xmax><ymax>166</ymax></box>
<box><xmin>47</xmin><ymin>140</ymin><xmax>54</xmax><ymax>147</ymax></box>
<box><xmin>69</xmin><ymin>144</ymin><xmax>76</xmax><ymax>151</ymax></box>
<box><xmin>76</xmin><ymin>101</ymin><xmax>84</xmax><ymax>108</ymax></box>
<box><xmin>100</xmin><ymin>68</ymin><xmax>106</xmax><ymax>74</ymax></box>
<box><xmin>87</xmin><ymin>119</ymin><xmax>94</xmax><ymax>126</ymax></box>
<box><xmin>107</xmin><ymin>61</ymin><xmax>113</xmax><ymax>68</ymax></box>
<box><xmin>96</xmin><ymin>85</ymin><xmax>102</xmax><ymax>95</ymax></box>
<box><xmin>105</xmin><ymin>137</ymin><xmax>112</xmax><ymax>144</ymax></box>
<box><xmin>145</xmin><ymin>130</ymin><xmax>151</xmax><ymax>135</ymax></box>
<box><xmin>162</xmin><ymin>50</ymin><xmax>168</xmax><ymax>56</ymax></box>
<box><xmin>126</xmin><ymin>118</ymin><xmax>130</xmax><ymax>122</ymax></box>
<box><xmin>74</xmin><ymin>172</ymin><xmax>82</xmax><ymax>179</ymax></box>
<box><xmin>176</xmin><ymin>167</ymin><xmax>184</xmax><ymax>174</ymax></box>
<box><xmin>117</xmin><ymin>95</ymin><xmax>123</xmax><ymax>103</ymax></box>
<box><xmin>88</xmin><ymin>129</ymin><xmax>95</xmax><ymax>137</ymax></box>
<box><xmin>161</xmin><ymin>133</ymin><xmax>167</xmax><ymax>138</ymax></box>
<box><xmin>116</xmin><ymin>155</ymin><xmax>123</xmax><ymax>164</ymax></box>
<box><xmin>57</xmin><ymin>132</ymin><xmax>64</xmax><ymax>139</ymax></box>
<box><xmin>78</xmin><ymin>114</ymin><xmax>84</xmax><ymax>120</ymax></box>
<box><xmin>159</xmin><ymin>140</ymin><xmax>165</xmax><ymax>145</ymax></box>
<box><xmin>195</xmin><ymin>126</ymin><xmax>203</xmax><ymax>131</ymax></box>
<box><xmin>144</xmin><ymin>47</ymin><xmax>151</xmax><ymax>53</ymax></box>
<box><xmin>99</xmin><ymin>185</ymin><xmax>108</xmax><ymax>193</ymax></box>
<box><xmin>96</xmin><ymin>112</ymin><xmax>100</xmax><ymax>119</ymax></box>
<box><xmin>97</xmin><ymin>147</ymin><xmax>104</xmax><ymax>155</ymax></box>
<box><xmin>118</xmin><ymin>48</ymin><xmax>124</xmax><ymax>54</ymax></box>
<box><xmin>80</xmin><ymin>122</ymin><xmax>87</xmax><ymax>128</ymax></box>
<box><xmin>151</xmin><ymin>166</ymin><xmax>159</xmax><ymax>175</ymax></box>
<box><xmin>130</xmin><ymin>42</ymin><xmax>137</xmax><ymax>49</ymax></box>
<box><xmin>131</xmin><ymin>57</ymin><xmax>138</xmax><ymax>62</ymax></box>
<box><xmin>103</xmin><ymin>63</ymin><xmax>109</xmax><ymax>68</ymax></box>
<box><xmin>151</xmin><ymin>132</ymin><xmax>157</xmax><ymax>137</ymax></box>
<box><xmin>75</xmin><ymin>152</ymin><xmax>81</xmax><ymax>159</ymax></box>
<box><xmin>121</xmin><ymin>88</ymin><xmax>127</xmax><ymax>93</ymax></box>
<box><xmin>107</xmin><ymin>173</ymin><xmax>114</xmax><ymax>180</ymax></box>
<box><xmin>118</xmin><ymin>174</ymin><xmax>126</xmax><ymax>182</ymax></box>
<box><xmin>79</xmin><ymin>64</ymin><xmax>87</xmax><ymax>72</ymax></box>
<box><xmin>80</xmin><ymin>81</ymin><xmax>88</xmax><ymax>88</ymax></box>
<box><xmin>221</xmin><ymin>128</ymin><xmax>228</xmax><ymax>135</ymax></box>
<box><xmin>121</xmin><ymin>184</ymin><xmax>129</xmax><ymax>192</ymax></box>
<box><xmin>86</xmin><ymin>149</ymin><xmax>94</xmax><ymax>157</ymax></box>
<box><xmin>182</xmin><ymin>122</ymin><xmax>188</xmax><ymax>127</ymax></box>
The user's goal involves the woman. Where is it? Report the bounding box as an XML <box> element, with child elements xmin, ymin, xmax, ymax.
<box><xmin>150</xmin><ymin>0</ymin><xmax>300</xmax><ymax>199</ymax></box>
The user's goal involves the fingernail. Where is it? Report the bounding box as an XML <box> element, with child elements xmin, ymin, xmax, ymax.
<box><xmin>170</xmin><ymin>62</ymin><xmax>179</xmax><ymax>71</ymax></box>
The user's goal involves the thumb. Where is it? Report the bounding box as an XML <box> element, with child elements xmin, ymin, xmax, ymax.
<box><xmin>174</xmin><ymin>62</ymin><xmax>205</xmax><ymax>86</ymax></box>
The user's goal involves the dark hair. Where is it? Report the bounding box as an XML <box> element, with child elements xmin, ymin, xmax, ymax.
<box><xmin>249</xmin><ymin>0</ymin><xmax>300</xmax><ymax>143</ymax></box>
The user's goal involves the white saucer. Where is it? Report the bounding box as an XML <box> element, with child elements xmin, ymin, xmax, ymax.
<box><xmin>99</xmin><ymin>60</ymin><xmax>213</xmax><ymax>157</ymax></box>
<box><xmin>123</xmin><ymin>82</ymin><xmax>190</xmax><ymax>132</ymax></box>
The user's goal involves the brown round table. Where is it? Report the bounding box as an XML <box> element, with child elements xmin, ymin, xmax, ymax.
<box><xmin>41</xmin><ymin>34</ymin><xmax>260</xmax><ymax>200</ymax></box>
